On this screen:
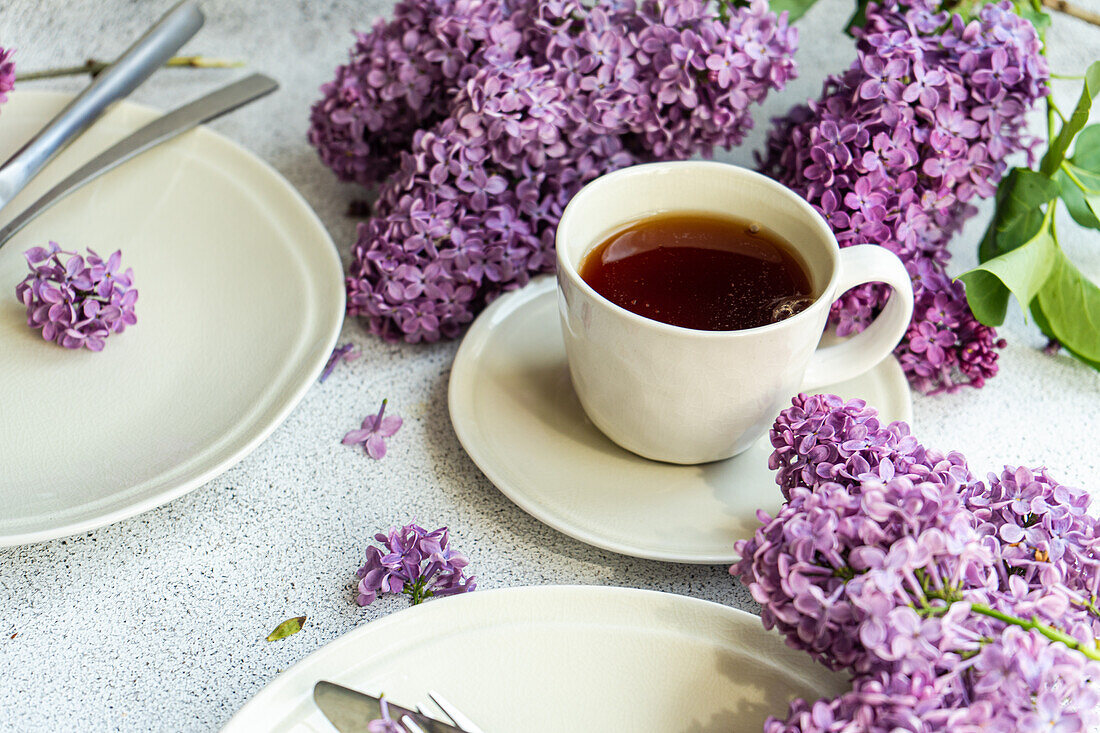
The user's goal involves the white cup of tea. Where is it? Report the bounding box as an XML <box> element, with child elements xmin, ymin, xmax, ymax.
<box><xmin>555</xmin><ymin>161</ymin><xmax>914</xmax><ymax>465</ymax></box>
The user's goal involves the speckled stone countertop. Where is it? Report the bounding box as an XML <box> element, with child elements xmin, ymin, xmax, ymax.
<box><xmin>1</xmin><ymin>0</ymin><xmax>1099</xmax><ymax>730</ymax></box>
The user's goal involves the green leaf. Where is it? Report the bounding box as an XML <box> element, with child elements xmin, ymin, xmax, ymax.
<box><xmin>960</xmin><ymin>214</ymin><xmax>1057</xmax><ymax>326</ymax></box>
<box><xmin>1036</xmin><ymin>252</ymin><xmax>1100</xmax><ymax>361</ymax></box>
<box><xmin>265</xmin><ymin>616</ymin><xmax>307</xmax><ymax>642</ymax></box>
<box><xmin>1033</xmin><ymin>301</ymin><xmax>1100</xmax><ymax>370</ymax></box>
<box><xmin>844</xmin><ymin>0</ymin><xmax>871</xmax><ymax>36</ymax></box>
<box><xmin>1041</xmin><ymin>61</ymin><xmax>1100</xmax><ymax>176</ymax></box>
<box><xmin>1071</xmin><ymin>124</ymin><xmax>1100</xmax><ymax>171</ymax></box>
<box><xmin>977</xmin><ymin>168</ymin><xmax>1060</xmax><ymax>262</ymax></box>
<box><xmin>1056</xmin><ymin>162</ymin><xmax>1100</xmax><ymax>229</ymax></box>
<box><xmin>1056</xmin><ymin>125</ymin><xmax>1100</xmax><ymax>229</ymax></box>
<box><xmin>768</xmin><ymin>0</ymin><xmax>822</xmax><ymax>22</ymax></box>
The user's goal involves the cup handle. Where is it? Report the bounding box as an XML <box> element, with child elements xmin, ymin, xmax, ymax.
<box><xmin>801</xmin><ymin>245</ymin><xmax>914</xmax><ymax>391</ymax></box>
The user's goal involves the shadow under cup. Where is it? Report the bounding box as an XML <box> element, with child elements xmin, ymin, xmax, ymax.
<box><xmin>555</xmin><ymin>161</ymin><xmax>843</xmax><ymax>465</ymax></box>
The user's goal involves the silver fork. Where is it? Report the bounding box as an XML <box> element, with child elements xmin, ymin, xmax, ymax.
<box><xmin>401</xmin><ymin>691</ymin><xmax>485</xmax><ymax>733</ymax></box>
<box><xmin>421</xmin><ymin>692</ymin><xmax>486</xmax><ymax>733</ymax></box>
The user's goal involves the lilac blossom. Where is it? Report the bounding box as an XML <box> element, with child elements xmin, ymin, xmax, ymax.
<box><xmin>15</xmin><ymin>243</ymin><xmax>138</xmax><ymax>351</ymax></box>
<box><xmin>343</xmin><ymin>399</ymin><xmax>403</xmax><ymax>459</ymax></box>
<box><xmin>758</xmin><ymin>0</ymin><xmax>1047</xmax><ymax>393</ymax></box>
<box><xmin>736</xmin><ymin>393</ymin><xmax>1100</xmax><ymax>730</ymax></box>
<box><xmin>767</xmin><ymin>637</ymin><xmax>1100</xmax><ymax>733</ymax></box>
<box><xmin>764</xmin><ymin>671</ymin><xmax>946</xmax><ymax>733</ymax></box>
<box><xmin>311</xmin><ymin>0</ymin><xmax>798</xmax><ymax>343</ymax></box>
<box><xmin>319</xmin><ymin>342</ymin><xmax>361</xmax><ymax>382</ymax></box>
<box><xmin>0</xmin><ymin>46</ymin><xmax>13</xmax><ymax>107</ymax></box>
<box><xmin>356</xmin><ymin>523</ymin><xmax>475</xmax><ymax>606</ymax></box>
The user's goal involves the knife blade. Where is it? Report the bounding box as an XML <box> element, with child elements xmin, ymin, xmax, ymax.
<box><xmin>0</xmin><ymin>73</ymin><xmax>279</xmax><ymax>250</ymax></box>
<box><xmin>313</xmin><ymin>681</ymin><xmax>465</xmax><ymax>733</ymax></box>
<box><xmin>0</xmin><ymin>1</ymin><xmax>204</xmax><ymax>211</ymax></box>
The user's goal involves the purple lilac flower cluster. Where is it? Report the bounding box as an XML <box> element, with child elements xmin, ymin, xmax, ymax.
<box><xmin>734</xmin><ymin>394</ymin><xmax>1100</xmax><ymax>732</ymax></box>
<box><xmin>310</xmin><ymin>0</ymin><xmax>798</xmax><ymax>342</ymax></box>
<box><xmin>15</xmin><ymin>243</ymin><xmax>138</xmax><ymax>351</ymax></box>
<box><xmin>770</xmin><ymin>636</ymin><xmax>1100</xmax><ymax>732</ymax></box>
<box><xmin>356</xmin><ymin>523</ymin><xmax>475</xmax><ymax>606</ymax></box>
<box><xmin>0</xmin><ymin>46</ymin><xmax>14</xmax><ymax>108</ymax></box>
<box><xmin>758</xmin><ymin>0</ymin><xmax>1048</xmax><ymax>393</ymax></box>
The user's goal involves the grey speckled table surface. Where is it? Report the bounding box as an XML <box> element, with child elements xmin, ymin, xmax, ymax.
<box><xmin>1</xmin><ymin>0</ymin><xmax>1099</xmax><ymax>730</ymax></box>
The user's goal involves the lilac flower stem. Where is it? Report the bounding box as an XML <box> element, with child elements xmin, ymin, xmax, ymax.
<box><xmin>403</xmin><ymin>578</ymin><xmax>431</xmax><ymax>605</ymax></box>
<box><xmin>1059</xmin><ymin>161</ymin><xmax>1092</xmax><ymax>192</ymax></box>
<box><xmin>1041</xmin><ymin>0</ymin><xmax>1100</xmax><ymax>27</ymax></box>
<box><xmin>971</xmin><ymin>604</ymin><xmax>1100</xmax><ymax>660</ymax></box>
<box><xmin>923</xmin><ymin>588</ymin><xmax>1100</xmax><ymax>661</ymax></box>
<box><xmin>1067</xmin><ymin>592</ymin><xmax>1100</xmax><ymax>619</ymax></box>
<box><xmin>15</xmin><ymin>56</ymin><xmax>241</xmax><ymax>82</ymax></box>
<box><xmin>374</xmin><ymin>399</ymin><xmax>388</xmax><ymax>432</ymax></box>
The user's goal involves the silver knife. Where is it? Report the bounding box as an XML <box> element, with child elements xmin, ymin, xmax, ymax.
<box><xmin>0</xmin><ymin>1</ymin><xmax>204</xmax><ymax>211</ymax></box>
<box><xmin>0</xmin><ymin>73</ymin><xmax>279</xmax><ymax>250</ymax></box>
<box><xmin>313</xmin><ymin>681</ymin><xmax>465</xmax><ymax>733</ymax></box>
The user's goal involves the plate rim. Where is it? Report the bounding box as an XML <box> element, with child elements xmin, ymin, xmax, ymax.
<box><xmin>223</xmin><ymin>584</ymin><xmax>840</xmax><ymax>730</ymax></box>
<box><xmin>0</xmin><ymin>90</ymin><xmax>346</xmax><ymax>547</ymax></box>
<box><xmin>448</xmin><ymin>276</ymin><xmax>912</xmax><ymax>564</ymax></box>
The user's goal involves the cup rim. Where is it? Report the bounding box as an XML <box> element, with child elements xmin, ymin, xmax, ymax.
<box><xmin>555</xmin><ymin>160</ymin><xmax>841</xmax><ymax>339</ymax></box>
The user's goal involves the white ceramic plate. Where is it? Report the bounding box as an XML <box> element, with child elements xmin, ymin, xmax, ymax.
<box><xmin>449</xmin><ymin>277</ymin><xmax>911</xmax><ymax>564</ymax></box>
<box><xmin>0</xmin><ymin>92</ymin><xmax>344</xmax><ymax>546</ymax></box>
<box><xmin>225</xmin><ymin>585</ymin><xmax>848</xmax><ymax>731</ymax></box>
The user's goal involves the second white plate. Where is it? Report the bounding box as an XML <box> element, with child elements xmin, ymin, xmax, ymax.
<box><xmin>226</xmin><ymin>586</ymin><xmax>847</xmax><ymax>731</ymax></box>
<box><xmin>449</xmin><ymin>277</ymin><xmax>911</xmax><ymax>563</ymax></box>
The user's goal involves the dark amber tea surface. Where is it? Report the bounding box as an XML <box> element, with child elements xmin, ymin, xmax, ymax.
<box><xmin>578</xmin><ymin>213</ymin><xmax>814</xmax><ymax>331</ymax></box>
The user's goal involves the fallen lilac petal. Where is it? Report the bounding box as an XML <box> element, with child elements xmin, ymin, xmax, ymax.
<box><xmin>342</xmin><ymin>399</ymin><xmax>402</xmax><ymax>459</ymax></box>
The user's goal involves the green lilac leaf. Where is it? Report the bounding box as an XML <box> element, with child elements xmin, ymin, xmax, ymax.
<box><xmin>1071</xmin><ymin>124</ymin><xmax>1100</xmax><ymax>171</ymax></box>
<box><xmin>265</xmin><ymin>616</ymin><xmax>307</xmax><ymax>642</ymax></box>
<box><xmin>844</xmin><ymin>0</ymin><xmax>871</xmax><ymax>36</ymax></box>
<box><xmin>960</xmin><ymin>218</ymin><xmax>1056</xmax><ymax>326</ymax></box>
<box><xmin>977</xmin><ymin>168</ymin><xmax>1060</xmax><ymax>262</ymax></box>
<box><xmin>1041</xmin><ymin>60</ymin><xmax>1100</xmax><ymax>176</ymax></box>
<box><xmin>768</xmin><ymin>0</ymin><xmax>822</xmax><ymax>22</ymax></box>
<box><xmin>1056</xmin><ymin>126</ymin><xmax>1100</xmax><ymax>229</ymax></box>
<box><xmin>1055</xmin><ymin>168</ymin><xmax>1100</xmax><ymax>230</ymax></box>
<box><xmin>1036</xmin><ymin>252</ymin><xmax>1100</xmax><ymax>361</ymax></box>
<box><xmin>1032</xmin><ymin>300</ymin><xmax>1100</xmax><ymax>370</ymax></box>
<box><xmin>1057</xmin><ymin>162</ymin><xmax>1100</xmax><ymax>229</ymax></box>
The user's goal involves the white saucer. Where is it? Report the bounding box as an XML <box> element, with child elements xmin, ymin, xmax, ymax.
<box><xmin>448</xmin><ymin>276</ymin><xmax>912</xmax><ymax>563</ymax></box>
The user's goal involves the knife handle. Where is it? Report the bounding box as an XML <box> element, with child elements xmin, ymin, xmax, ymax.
<box><xmin>0</xmin><ymin>73</ymin><xmax>279</xmax><ymax>249</ymax></box>
<box><xmin>0</xmin><ymin>1</ymin><xmax>204</xmax><ymax>209</ymax></box>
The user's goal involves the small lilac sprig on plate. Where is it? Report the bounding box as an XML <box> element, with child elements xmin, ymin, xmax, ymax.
<box><xmin>319</xmin><ymin>342</ymin><xmax>361</xmax><ymax>383</ymax></box>
<box><xmin>356</xmin><ymin>523</ymin><xmax>475</xmax><ymax>607</ymax></box>
<box><xmin>343</xmin><ymin>399</ymin><xmax>402</xmax><ymax>459</ymax></box>
<box><xmin>15</xmin><ymin>243</ymin><xmax>138</xmax><ymax>351</ymax></box>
